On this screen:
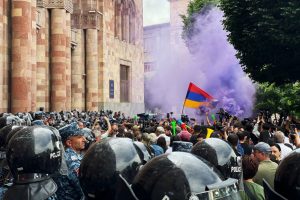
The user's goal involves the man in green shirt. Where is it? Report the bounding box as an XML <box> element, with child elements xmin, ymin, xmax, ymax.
<box><xmin>252</xmin><ymin>142</ymin><xmax>278</xmax><ymax>189</ymax></box>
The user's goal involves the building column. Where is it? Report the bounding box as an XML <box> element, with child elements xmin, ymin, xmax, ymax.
<box><xmin>0</xmin><ymin>0</ymin><xmax>7</xmax><ymax>112</ymax></box>
<box><xmin>3</xmin><ymin>0</ymin><xmax>10</xmax><ymax>112</ymax></box>
<box><xmin>86</xmin><ymin>29</ymin><xmax>98</xmax><ymax>111</ymax></box>
<box><xmin>98</xmin><ymin>24</ymin><xmax>104</xmax><ymax>107</ymax></box>
<box><xmin>11</xmin><ymin>0</ymin><xmax>32</xmax><ymax>112</ymax></box>
<box><xmin>65</xmin><ymin>12</ymin><xmax>71</xmax><ymax>110</ymax></box>
<box><xmin>36</xmin><ymin>7</ymin><xmax>50</xmax><ymax>111</ymax></box>
<box><xmin>50</xmin><ymin>8</ymin><xmax>67</xmax><ymax>111</ymax></box>
<box><xmin>71</xmin><ymin>29</ymin><xmax>85</xmax><ymax>110</ymax></box>
<box><xmin>31</xmin><ymin>0</ymin><xmax>37</xmax><ymax>111</ymax></box>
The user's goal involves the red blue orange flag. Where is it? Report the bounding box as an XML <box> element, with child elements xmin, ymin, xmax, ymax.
<box><xmin>183</xmin><ymin>82</ymin><xmax>214</xmax><ymax>108</ymax></box>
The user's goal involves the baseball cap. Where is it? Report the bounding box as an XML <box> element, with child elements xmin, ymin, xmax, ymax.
<box><xmin>253</xmin><ymin>142</ymin><xmax>272</xmax><ymax>153</ymax></box>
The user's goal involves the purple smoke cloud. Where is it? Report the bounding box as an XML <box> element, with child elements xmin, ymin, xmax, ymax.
<box><xmin>145</xmin><ymin>7</ymin><xmax>256</xmax><ymax>118</ymax></box>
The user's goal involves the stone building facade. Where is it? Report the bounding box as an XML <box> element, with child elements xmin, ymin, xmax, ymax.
<box><xmin>169</xmin><ymin>0</ymin><xmax>190</xmax><ymax>55</ymax></box>
<box><xmin>0</xmin><ymin>0</ymin><xmax>144</xmax><ymax>115</ymax></box>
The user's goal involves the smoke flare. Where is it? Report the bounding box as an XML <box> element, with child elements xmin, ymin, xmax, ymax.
<box><xmin>145</xmin><ymin>7</ymin><xmax>256</xmax><ymax>118</ymax></box>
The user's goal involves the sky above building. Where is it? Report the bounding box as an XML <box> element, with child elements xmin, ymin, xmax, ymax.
<box><xmin>143</xmin><ymin>0</ymin><xmax>170</xmax><ymax>26</ymax></box>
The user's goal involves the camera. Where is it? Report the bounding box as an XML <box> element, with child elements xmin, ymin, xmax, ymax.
<box><xmin>181</xmin><ymin>114</ymin><xmax>189</xmax><ymax>123</ymax></box>
<box><xmin>216</xmin><ymin>108</ymin><xmax>231</xmax><ymax>121</ymax></box>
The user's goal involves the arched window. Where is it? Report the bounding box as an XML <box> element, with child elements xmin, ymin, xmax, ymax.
<box><xmin>128</xmin><ymin>0</ymin><xmax>136</xmax><ymax>44</ymax></box>
<box><xmin>114</xmin><ymin>0</ymin><xmax>122</xmax><ymax>38</ymax></box>
<box><xmin>121</xmin><ymin>1</ymin><xmax>127</xmax><ymax>41</ymax></box>
<box><xmin>114</xmin><ymin>0</ymin><xmax>136</xmax><ymax>43</ymax></box>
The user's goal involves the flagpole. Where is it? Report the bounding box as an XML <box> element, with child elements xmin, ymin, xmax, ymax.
<box><xmin>181</xmin><ymin>99</ymin><xmax>186</xmax><ymax>115</ymax></box>
<box><xmin>182</xmin><ymin>83</ymin><xmax>191</xmax><ymax>115</ymax></box>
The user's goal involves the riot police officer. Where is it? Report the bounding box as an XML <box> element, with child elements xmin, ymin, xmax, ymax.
<box><xmin>3</xmin><ymin>126</ymin><xmax>63</xmax><ymax>200</ymax></box>
<box><xmin>0</xmin><ymin>125</ymin><xmax>26</xmax><ymax>200</ymax></box>
<box><xmin>79</xmin><ymin>138</ymin><xmax>145</xmax><ymax>200</ymax></box>
<box><xmin>79</xmin><ymin>138</ymin><xmax>241</xmax><ymax>200</ymax></box>
<box><xmin>131</xmin><ymin>152</ymin><xmax>241</xmax><ymax>200</ymax></box>
<box><xmin>191</xmin><ymin>138</ymin><xmax>242</xmax><ymax>181</ymax></box>
<box><xmin>53</xmin><ymin>122</ymin><xmax>85</xmax><ymax>200</ymax></box>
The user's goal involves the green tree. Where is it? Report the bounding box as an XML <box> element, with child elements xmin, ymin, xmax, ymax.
<box><xmin>182</xmin><ymin>0</ymin><xmax>219</xmax><ymax>40</ymax></box>
<box><xmin>255</xmin><ymin>82</ymin><xmax>300</xmax><ymax>117</ymax></box>
<box><xmin>220</xmin><ymin>0</ymin><xmax>300</xmax><ymax>85</ymax></box>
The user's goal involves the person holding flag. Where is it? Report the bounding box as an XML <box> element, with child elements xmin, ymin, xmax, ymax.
<box><xmin>182</xmin><ymin>82</ymin><xmax>218</xmax><ymax>114</ymax></box>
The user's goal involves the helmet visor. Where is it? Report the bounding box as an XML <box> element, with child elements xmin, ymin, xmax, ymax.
<box><xmin>192</xmin><ymin>178</ymin><xmax>241</xmax><ymax>200</ymax></box>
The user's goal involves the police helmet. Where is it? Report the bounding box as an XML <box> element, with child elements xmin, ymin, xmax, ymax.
<box><xmin>6</xmin><ymin>126</ymin><xmax>62</xmax><ymax>181</ymax></box>
<box><xmin>79</xmin><ymin>138</ymin><xmax>144</xmax><ymax>199</ymax></box>
<box><xmin>0</xmin><ymin>116</ymin><xmax>22</xmax><ymax>129</ymax></box>
<box><xmin>274</xmin><ymin>149</ymin><xmax>300</xmax><ymax>199</ymax></box>
<box><xmin>5</xmin><ymin>126</ymin><xmax>26</xmax><ymax>148</ymax></box>
<box><xmin>0</xmin><ymin>125</ymin><xmax>24</xmax><ymax>158</ymax></box>
<box><xmin>131</xmin><ymin>152</ymin><xmax>241</xmax><ymax>200</ymax></box>
<box><xmin>191</xmin><ymin>138</ymin><xmax>242</xmax><ymax>180</ymax></box>
<box><xmin>0</xmin><ymin>116</ymin><xmax>7</xmax><ymax>129</ymax></box>
<box><xmin>0</xmin><ymin>125</ymin><xmax>14</xmax><ymax>150</ymax></box>
<box><xmin>133</xmin><ymin>141</ymin><xmax>153</xmax><ymax>164</ymax></box>
<box><xmin>172</xmin><ymin>141</ymin><xmax>193</xmax><ymax>152</ymax></box>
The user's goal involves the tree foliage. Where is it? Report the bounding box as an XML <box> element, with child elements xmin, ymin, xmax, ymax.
<box><xmin>182</xmin><ymin>0</ymin><xmax>219</xmax><ymax>40</ymax></box>
<box><xmin>220</xmin><ymin>0</ymin><xmax>300</xmax><ymax>85</ymax></box>
<box><xmin>255</xmin><ymin>82</ymin><xmax>300</xmax><ymax>117</ymax></box>
<box><xmin>183</xmin><ymin>0</ymin><xmax>300</xmax><ymax>85</ymax></box>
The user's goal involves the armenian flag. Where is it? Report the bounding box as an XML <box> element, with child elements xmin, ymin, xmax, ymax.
<box><xmin>183</xmin><ymin>82</ymin><xmax>214</xmax><ymax>108</ymax></box>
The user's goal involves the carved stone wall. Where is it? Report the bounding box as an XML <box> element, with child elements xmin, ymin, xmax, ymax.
<box><xmin>47</xmin><ymin>0</ymin><xmax>73</xmax><ymax>13</ymax></box>
<box><xmin>37</xmin><ymin>0</ymin><xmax>48</xmax><ymax>8</ymax></box>
<box><xmin>72</xmin><ymin>12</ymin><xmax>101</xmax><ymax>30</ymax></box>
<box><xmin>100</xmin><ymin>0</ymin><xmax>145</xmax><ymax>115</ymax></box>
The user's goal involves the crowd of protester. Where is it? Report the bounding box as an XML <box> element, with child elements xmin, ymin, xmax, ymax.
<box><xmin>0</xmin><ymin>108</ymin><xmax>300</xmax><ymax>200</ymax></box>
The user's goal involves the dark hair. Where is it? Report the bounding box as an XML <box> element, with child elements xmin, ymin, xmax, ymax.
<box><xmin>242</xmin><ymin>155</ymin><xmax>259</xmax><ymax>180</ymax></box>
<box><xmin>262</xmin><ymin>123</ymin><xmax>271</xmax><ymax>130</ymax></box>
<box><xmin>189</xmin><ymin>134</ymin><xmax>198</xmax><ymax>145</ymax></box>
<box><xmin>269</xmin><ymin>142</ymin><xmax>281</xmax><ymax>152</ymax></box>
<box><xmin>197</xmin><ymin>133</ymin><xmax>206</xmax><ymax>140</ymax></box>
<box><xmin>193</xmin><ymin>125</ymin><xmax>202</xmax><ymax>133</ymax></box>
<box><xmin>170</xmin><ymin>135</ymin><xmax>181</xmax><ymax>147</ymax></box>
<box><xmin>237</xmin><ymin>131</ymin><xmax>245</xmax><ymax>141</ymax></box>
<box><xmin>164</xmin><ymin>125</ymin><xmax>171</xmax><ymax>131</ymax></box>
<box><xmin>227</xmin><ymin>134</ymin><xmax>238</xmax><ymax>147</ymax></box>
<box><xmin>124</xmin><ymin>131</ymin><xmax>133</xmax><ymax>140</ymax></box>
<box><xmin>157</xmin><ymin>137</ymin><xmax>167</xmax><ymax>152</ymax></box>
